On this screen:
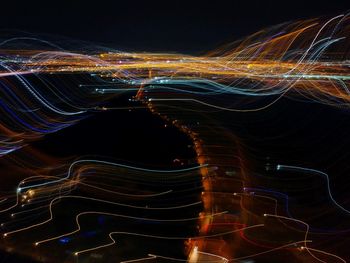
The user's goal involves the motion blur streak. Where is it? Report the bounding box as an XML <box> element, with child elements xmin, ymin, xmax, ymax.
<box><xmin>0</xmin><ymin>14</ymin><xmax>349</xmax><ymax>263</ymax></box>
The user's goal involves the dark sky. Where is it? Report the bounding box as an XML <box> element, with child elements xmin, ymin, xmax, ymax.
<box><xmin>1</xmin><ymin>0</ymin><xmax>349</xmax><ymax>53</ymax></box>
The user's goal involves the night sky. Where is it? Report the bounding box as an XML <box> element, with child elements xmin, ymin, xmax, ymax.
<box><xmin>1</xmin><ymin>1</ymin><xmax>349</xmax><ymax>53</ymax></box>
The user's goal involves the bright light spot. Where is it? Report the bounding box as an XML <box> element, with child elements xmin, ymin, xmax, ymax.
<box><xmin>28</xmin><ymin>190</ymin><xmax>35</xmax><ymax>197</ymax></box>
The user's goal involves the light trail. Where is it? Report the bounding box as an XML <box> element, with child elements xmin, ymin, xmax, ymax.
<box><xmin>0</xmin><ymin>13</ymin><xmax>349</xmax><ymax>262</ymax></box>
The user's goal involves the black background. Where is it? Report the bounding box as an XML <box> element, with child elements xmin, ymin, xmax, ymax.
<box><xmin>1</xmin><ymin>0</ymin><xmax>349</xmax><ymax>53</ymax></box>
